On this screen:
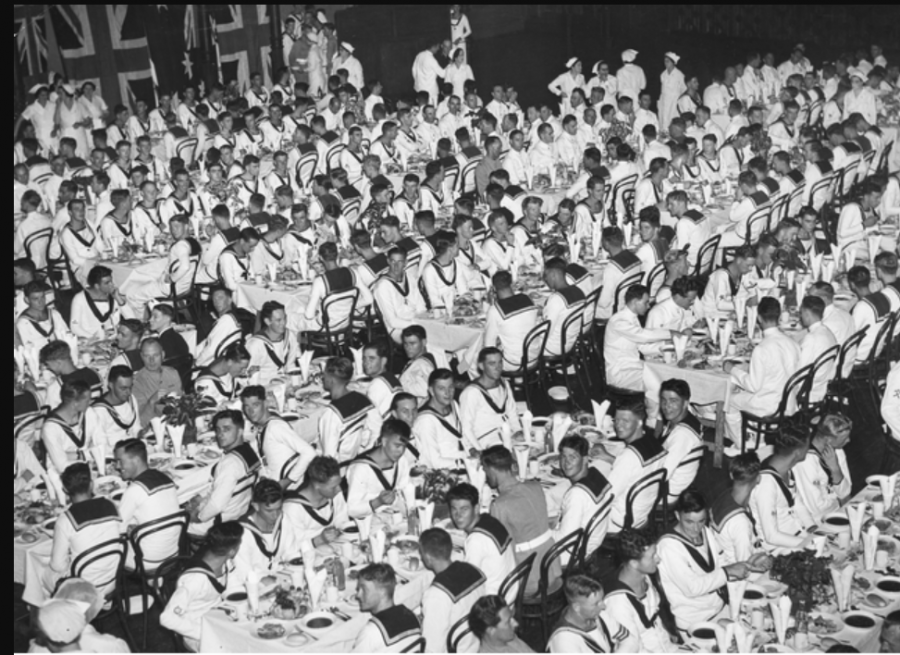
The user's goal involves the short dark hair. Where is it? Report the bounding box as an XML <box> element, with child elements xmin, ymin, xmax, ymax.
<box><xmin>324</xmin><ymin>356</ymin><xmax>354</xmax><ymax>382</ymax></box>
<box><xmin>729</xmin><ymin>452</ymin><xmax>761</xmax><ymax>484</ymax></box>
<box><xmin>558</xmin><ymin>434</ymin><xmax>589</xmax><ymax>456</ymax></box>
<box><xmin>107</xmin><ymin>365</ymin><xmax>134</xmax><ymax>386</ymax></box>
<box><xmin>212</xmin><ymin>409</ymin><xmax>244</xmax><ymax>430</ymax></box>
<box><xmin>481</xmin><ymin>445</ymin><xmax>514</xmax><ymax>472</ymax></box>
<box><xmin>758</xmin><ymin>296</ymin><xmax>781</xmax><ymax>323</ymax></box>
<box><xmin>617</xmin><ymin>528</ymin><xmax>656</xmax><ymax>563</ymax></box>
<box><xmin>800</xmin><ymin>295</ymin><xmax>825</xmax><ymax>319</ymax></box>
<box><xmin>114</xmin><ymin>438</ymin><xmax>148</xmax><ymax>461</ymax></box>
<box><xmin>40</xmin><ymin>340</ymin><xmax>71</xmax><ymax>364</ymax></box>
<box><xmin>205</xmin><ymin>521</ymin><xmax>244</xmax><ymax>556</ymax></box>
<box><xmin>61</xmin><ymin>379</ymin><xmax>91</xmax><ymax>403</ymax></box>
<box><xmin>675</xmin><ymin>489</ymin><xmax>707</xmax><ymax>514</ymax></box>
<box><xmin>624</xmin><ymin>284</ymin><xmax>649</xmax><ymax>305</ymax></box>
<box><xmin>671</xmin><ymin>276</ymin><xmax>701</xmax><ymax>299</ymax></box>
<box><xmin>381</xmin><ymin>418</ymin><xmax>412</xmax><ymax>443</ymax></box>
<box><xmin>252</xmin><ymin>479</ymin><xmax>284</xmax><ymax>505</ymax></box>
<box><xmin>469</xmin><ymin>595</ymin><xmax>507</xmax><ymax>640</ymax></box>
<box><xmin>390</xmin><ymin>392</ymin><xmax>417</xmax><ymax>413</ymax></box>
<box><xmin>401</xmin><ymin>325</ymin><xmax>427</xmax><ymax>341</ymax></box>
<box><xmin>87</xmin><ymin>266</ymin><xmax>113</xmax><ymax>287</ymax></box>
<box><xmin>61</xmin><ymin>463</ymin><xmax>93</xmax><ymax>496</ymax></box>
<box><xmin>847</xmin><ymin>265</ymin><xmax>871</xmax><ymax>288</ymax></box>
<box><xmin>564</xmin><ymin>574</ymin><xmax>603</xmax><ymax>602</ymax></box>
<box><xmin>660</xmin><ymin>378</ymin><xmax>691</xmax><ymax>400</ymax></box>
<box><xmin>357</xmin><ymin>563</ymin><xmax>396</xmax><ymax>594</ymax></box>
<box><xmin>419</xmin><ymin>528</ymin><xmax>453</xmax><ymax>560</ymax></box>
<box><xmin>446</xmin><ymin>483</ymin><xmax>479</xmax><ymax>508</ymax></box>
<box><xmin>306</xmin><ymin>456</ymin><xmax>342</xmax><ymax>484</ymax></box>
<box><xmin>239</xmin><ymin>385</ymin><xmax>267</xmax><ymax>402</ymax></box>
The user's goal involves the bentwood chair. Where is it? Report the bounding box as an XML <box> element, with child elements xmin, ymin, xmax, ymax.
<box><xmin>695</xmin><ymin>235</ymin><xmax>721</xmax><ymax>277</ymax></box>
<box><xmin>577</xmin><ymin>491</ymin><xmax>615</xmax><ymax>565</ymax></box>
<box><xmin>127</xmin><ymin>511</ymin><xmax>190</xmax><ymax>650</ymax></box>
<box><xmin>71</xmin><ymin>535</ymin><xmax>134</xmax><ymax>650</ymax></box>
<box><xmin>305</xmin><ymin>288</ymin><xmax>360</xmax><ymax>357</ymax></box>
<box><xmin>740</xmin><ymin>363</ymin><xmax>816</xmax><ymax>452</ymax></box>
<box><xmin>402</xmin><ymin>637</ymin><xmax>427</xmax><ymax>653</ymax></box>
<box><xmin>502</xmin><ymin>320</ymin><xmax>550</xmax><ymax>411</ymax></box>
<box><xmin>499</xmin><ymin>553</ymin><xmax>536</xmax><ymax>628</ymax></box>
<box><xmin>520</xmin><ymin>528</ymin><xmax>584</xmax><ymax>647</ymax></box>
<box><xmin>447</xmin><ymin>615</ymin><xmax>475</xmax><ymax>653</ymax></box>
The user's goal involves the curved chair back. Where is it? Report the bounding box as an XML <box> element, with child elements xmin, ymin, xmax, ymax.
<box><xmin>560</xmin><ymin>302</ymin><xmax>585</xmax><ymax>357</ymax></box>
<box><xmin>876</xmin><ymin>142</ymin><xmax>894</xmax><ymax>176</ymax></box>
<box><xmin>25</xmin><ymin>227</ymin><xmax>54</xmax><ymax>270</ymax></box>
<box><xmin>175</xmin><ymin>138</ymin><xmax>199</xmax><ymax>167</ymax></box>
<box><xmin>447</xmin><ymin>614</ymin><xmax>474</xmax><ymax>654</ymax></box>
<box><xmin>787</xmin><ymin>184</ymin><xmax>805</xmax><ymax>215</ymax></box>
<box><xmin>401</xmin><ymin>637</ymin><xmax>427</xmax><ymax>653</ymax></box>
<box><xmin>517</xmin><ymin>319</ymin><xmax>550</xmax><ymax>374</ymax></box>
<box><xmin>646</xmin><ymin>262</ymin><xmax>667</xmax><ymax>301</ymax></box>
<box><xmin>868</xmin><ymin>310</ymin><xmax>899</xmax><ymax>365</ymax></box>
<box><xmin>694</xmin><ymin>235</ymin><xmax>721</xmax><ymax>276</ymax></box>
<box><xmin>802</xmin><ymin>343</ymin><xmax>840</xmax><ymax>408</ymax></box>
<box><xmin>313</xmin><ymin>288</ymin><xmax>360</xmax><ymax>357</ymax></box>
<box><xmin>577</xmin><ymin>491</ymin><xmax>615</xmax><ymax>564</ymax></box>
<box><xmin>341</xmin><ymin>197</ymin><xmax>362</xmax><ymax>225</ymax></box>
<box><xmin>581</xmin><ymin>287</ymin><xmax>602</xmax><ymax>337</ymax></box>
<box><xmin>836</xmin><ymin>326</ymin><xmax>869</xmax><ymax>379</ymax></box>
<box><xmin>608</xmin><ymin>174</ymin><xmax>638</xmax><ymax>224</ymax></box>
<box><xmin>458</xmin><ymin>158</ymin><xmax>482</xmax><ymax>195</ymax></box>
<box><xmin>443</xmin><ymin>166</ymin><xmax>461</xmax><ymax>196</ymax></box>
<box><xmin>71</xmin><ymin>535</ymin><xmax>127</xmax><ymax>596</ymax></box>
<box><xmin>776</xmin><ymin>362</ymin><xmax>816</xmax><ymax>417</ymax></box>
<box><xmin>745</xmin><ymin>205</ymin><xmax>770</xmax><ymax>244</ymax></box>
<box><xmin>499</xmin><ymin>553</ymin><xmax>536</xmax><ymax>625</ymax></box>
<box><xmin>130</xmin><ymin>510</ymin><xmax>189</xmax><ymax>574</ymax></box>
<box><xmin>807</xmin><ymin>174</ymin><xmax>834</xmax><ymax>211</ymax></box>
<box><xmin>624</xmin><ymin>468</ymin><xmax>667</xmax><ymax>530</ymax></box>
<box><xmin>859</xmin><ymin>149</ymin><xmax>877</xmax><ymax>182</ymax></box>
<box><xmin>613</xmin><ymin>269</ymin><xmax>643</xmax><ymax>314</ymax></box>
<box><xmin>767</xmin><ymin>194</ymin><xmax>790</xmax><ymax>232</ymax></box>
<box><xmin>326</xmin><ymin>143</ymin><xmax>346</xmax><ymax>172</ymax></box>
<box><xmin>295</xmin><ymin>151</ymin><xmax>319</xmax><ymax>190</ymax></box>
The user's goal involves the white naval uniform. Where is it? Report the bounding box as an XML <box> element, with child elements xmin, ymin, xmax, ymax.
<box><xmin>646</xmin><ymin>297</ymin><xmax>695</xmax><ymax>332</ymax></box>
<box><xmin>41</xmin><ymin>413</ymin><xmax>91</xmax><ymax>475</ymax></box>
<box><xmin>543</xmin><ymin>286</ymin><xmax>586</xmax><ymax>357</ymax></box>
<box><xmin>799</xmin><ymin>321</ymin><xmax>838</xmax><ymax>403</ymax></box>
<box><xmin>373</xmin><ymin>273</ymin><xmax>427</xmax><ymax>343</ymax></box>
<box><xmin>283</xmin><ymin>492</ymin><xmax>351</xmax><ymax>553</ymax></box>
<box><xmin>234</xmin><ymin>515</ymin><xmax>299</xmax><ymax>580</ymax></box>
<box><xmin>245</xmin><ymin>332</ymin><xmax>300</xmax><ymax>387</ymax></box>
<box><xmin>604</xmin><ymin>305</ymin><xmax>669</xmax><ymax>398</ymax></box>
<box><xmin>464</xmin><ymin>514</ymin><xmax>516</xmax><ymax>597</ymax></box>
<box><xmin>616</xmin><ymin>63</ymin><xmax>647</xmax><ymax>104</ymax></box>
<box><xmin>161</xmin><ymin>561</ymin><xmax>233</xmax><ymax>651</ymax></box>
<box><xmin>851</xmin><ymin>290</ymin><xmax>898</xmax><ymax>364</ymax></box>
<box><xmin>748</xmin><ymin>466</ymin><xmax>808</xmax><ymax>553</ymax></box>
<box><xmin>352</xmin><ymin>605</ymin><xmax>423</xmax><ymax>653</ymax></box>
<box><xmin>605</xmin><ymin>578</ymin><xmax>678</xmax><ymax>653</ymax></box>
<box><xmin>673</xmin><ymin>209</ymin><xmax>711</xmax><ymax>267</ymax></box>
<box><xmin>254</xmin><ymin>415</ymin><xmax>316</xmax><ymax>484</ymax></box>
<box><xmin>458</xmin><ymin>380</ymin><xmax>521</xmax><ymax>451</ymax></box>
<box><xmin>659</xmin><ymin>413</ymin><xmax>705</xmax><ymax>502</ymax></box>
<box><xmin>345</xmin><ymin>452</ymin><xmax>411</xmax><ymax>520</ymax></box>
<box><xmin>657</xmin><ymin>527</ymin><xmax>727</xmax><ymax>631</ymax></box>
<box><xmin>607</xmin><ymin>436</ymin><xmax>667</xmax><ymax>532</ymax></box>
<box><xmin>85</xmin><ymin>396</ymin><xmax>141</xmax><ymax>451</ymax></box>
<box><xmin>196</xmin><ymin>444</ymin><xmax>261</xmax><ymax>525</ymax></box>
<box><xmin>194</xmin><ymin>371</ymin><xmax>240</xmax><ymax>406</ymax></box>
<box><xmin>554</xmin><ymin>467</ymin><xmax>613</xmax><ymax>559</ymax></box>
<box><xmin>118</xmin><ymin>468</ymin><xmax>181</xmax><ymax>569</ymax></box>
<box><xmin>16</xmin><ymin>309</ymin><xmax>73</xmax><ymax>352</ymax></box>
<box><xmin>883</xmin><ymin>362</ymin><xmax>900</xmax><ymax>442</ymax></box>
<box><xmin>413</xmin><ymin>402</ymin><xmax>469</xmax><ymax>470</ymax></box>
<box><xmin>548</xmin><ymin>613</ymin><xmax>633</xmax><ymax>653</ymax></box>
<box><xmin>318</xmin><ymin>391</ymin><xmax>381</xmax><ymax>464</ymax></box>
<box><xmin>195</xmin><ymin>312</ymin><xmax>243</xmax><ymax>368</ymax></box>
<box><xmin>596</xmin><ymin>250</ymin><xmax>642</xmax><ymax>320</ymax></box>
<box><xmin>710</xmin><ymin>491</ymin><xmax>761</xmax><ymax>566</ymax></box>
<box><xmin>421</xmin><ymin>561</ymin><xmax>486</xmax><ymax>654</ymax></box>
<box><xmin>483</xmin><ymin>294</ymin><xmax>540</xmax><ymax>370</ymax></box>
<box><xmin>793</xmin><ymin>448</ymin><xmax>851</xmax><ymax>525</ymax></box>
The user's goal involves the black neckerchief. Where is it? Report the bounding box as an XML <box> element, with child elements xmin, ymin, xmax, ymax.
<box><xmin>65</xmin><ymin>224</ymin><xmax>96</xmax><ymax>248</ymax></box>
<box><xmin>85</xmin><ymin>292</ymin><xmax>115</xmax><ymax>323</ymax></box>
<box><xmin>470</xmin><ymin>380</ymin><xmax>509</xmax><ymax>416</ymax></box>
<box><xmin>45</xmin><ymin>411</ymin><xmax>87</xmax><ymax>449</ymax></box>
<box><xmin>23</xmin><ymin>311</ymin><xmax>55</xmax><ymax>338</ymax></box>
<box><xmin>92</xmin><ymin>397</ymin><xmax>136</xmax><ymax>431</ymax></box>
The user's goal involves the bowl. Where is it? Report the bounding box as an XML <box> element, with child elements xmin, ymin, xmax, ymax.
<box><xmin>548</xmin><ymin>386</ymin><xmax>569</xmax><ymax>402</ymax></box>
<box><xmin>822</xmin><ymin>513</ymin><xmax>851</xmax><ymax>530</ymax></box>
<box><xmin>284</xmin><ymin>632</ymin><xmax>310</xmax><ymax>647</ymax></box>
<box><xmin>841</xmin><ymin>611</ymin><xmax>878</xmax><ymax>630</ymax></box>
<box><xmin>255</xmin><ymin>622</ymin><xmax>287</xmax><ymax>640</ymax></box>
<box><xmin>875</xmin><ymin>576</ymin><xmax>900</xmax><ymax>597</ymax></box>
<box><xmin>687</xmin><ymin>622</ymin><xmax>719</xmax><ymax>647</ymax></box>
<box><xmin>742</xmin><ymin>583</ymin><xmax>768</xmax><ymax>606</ymax></box>
<box><xmin>301</xmin><ymin>611</ymin><xmax>336</xmax><ymax>632</ymax></box>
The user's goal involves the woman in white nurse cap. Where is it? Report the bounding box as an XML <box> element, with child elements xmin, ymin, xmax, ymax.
<box><xmin>34</xmin><ymin>600</ymin><xmax>88</xmax><ymax>652</ymax></box>
<box><xmin>617</xmin><ymin>50</ymin><xmax>647</xmax><ymax>108</ymax></box>
<box><xmin>548</xmin><ymin>57</ymin><xmax>585</xmax><ymax>116</ymax></box>
<box><xmin>659</xmin><ymin>51</ymin><xmax>687</xmax><ymax>129</ymax></box>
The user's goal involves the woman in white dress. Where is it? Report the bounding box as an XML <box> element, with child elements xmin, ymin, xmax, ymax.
<box><xmin>548</xmin><ymin>58</ymin><xmax>585</xmax><ymax>117</ymax></box>
<box><xmin>54</xmin><ymin>85</ymin><xmax>91</xmax><ymax>158</ymax></box>
<box><xmin>444</xmin><ymin>48</ymin><xmax>475</xmax><ymax>101</ymax></box>
<box><xmin>659</xmin><ymin>52</ymin><xmax>687</xmax><ymax>131</ymax></box>
<box><xmin>78</xmin><ymin>82</ymin><xmax>109</xmax><ymax>130</ymax></box>
<box><xmin>306</xmin><ymin>32</ymin><xmax>326</xmax><ymax>98</ymax></box>
<box><xmin>450</xmin><ymin>5</ymin><xmax>472</xmax><ymax>59</ymax></box>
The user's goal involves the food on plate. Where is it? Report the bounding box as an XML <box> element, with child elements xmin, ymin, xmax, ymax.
<box><xmin>808</xmin><ymin>616</ymin><xmax>840</xmax><ymax>635</ymax></box>
<box><xmin>271</xmin><ymin>588</ymin><xmax>309</xmax><ymax>620</ymax></box>
<box><xmin>854</xmin><ymin>576</ymin><xmax>871</xmax><ymax>590</ymax></box>
<box><xmin>865</xmin><ymin>593</ymin><xmax>889</xmax><ymax>608</ymax></box>
<box><xmin>96</xmin><ymin>481</ymin><xmax>121</xmax><ymax>496</ymax></box>
<box><xmin>21</xmin><ymin>532</ymin><xmax>39</xmax><ymax>543</ymax></box>
<box><xmin>257</xmin><ymin>623</ymin><xmax>286</xmax><ymax>639</ymax></box>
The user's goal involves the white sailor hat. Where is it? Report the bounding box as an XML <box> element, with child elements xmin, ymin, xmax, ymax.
<box><xmin>566</xmin><ymin>57</ymin><xmax>580</xmax><ymax>69</ymax></box>
<box><xmin>29</xmin><ymin>83</ymin><xmax>47</xmax><ymax>95</ymax></box>
<box><xmin>341</xmin><ymin>42</ymin><xmax>354</xmax><ymax>54</ymax></box>
<box><xmin>622</xmin><ymin>49</ymin><xmax>638</xmax><ymax>63</ymax></box>
<box><xmin>665</xmin><ymin>52</ymin><xmax>681</xmax><ymax>65</ymax></box>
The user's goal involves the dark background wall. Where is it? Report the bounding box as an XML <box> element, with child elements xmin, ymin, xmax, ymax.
<box><xmin>334</xmin><ymin>4</ymin><xmax>900</xmax><ymax>107</ymax></box>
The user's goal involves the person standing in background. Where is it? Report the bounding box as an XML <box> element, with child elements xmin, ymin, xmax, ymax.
<box><xmin>450</xmin><ymin>5</ymin><xmax>473</xmax><ymax>59</ymax></box>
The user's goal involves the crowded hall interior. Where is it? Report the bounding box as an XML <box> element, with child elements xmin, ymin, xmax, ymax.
<box><xmin>13</xmin><ymin>3</ymin><xmax>900</xmax><ymax>654</ymax></box>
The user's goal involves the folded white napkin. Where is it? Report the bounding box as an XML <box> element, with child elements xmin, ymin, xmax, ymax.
<box><xmin>768</xmin><ymin>595</ymin><xmax>791</xmax><ymax>644</ymax></box>
<box><xmin>499</xmin><ymin>422</ymin><xmax>513</xmax><ymax>449</ymax></box>
<box><xmin>622</xmin><ymin>222</ymin><xmax>633</xmax><ymax>248</ymax></box>
<box><xmin>868</xmin><ymin>235</ymin><xmax>881</xmax><ymax>265</ymax></box>
<box><xmin>714</xmin><ymin>624</ymin><xmax>729</xmax><ymax>654</ymax></box>
<box><xmin>245</xmin><ymin>569</ymin><xmax>260</xmax><ymax>613</ymax></box>
<box><xmin>719</xmin><ymin>319</ymin><xmax>735</xmax><ymax>353</ymax></box>
<box><xmin>14</xmin><ymin>347</ymin><xmax>25</xmax><ymax>380</ymax></box>
<box><xmin>91</xmin><ymin>444</ymin><xmax>107</xmax><ymax>476</ymax></box>
<box><xmin>369</xmin><ymin>529</ymin><xmax>386</xmax><ymax>563</ymax></box>
<box><xmin>733</xmin><ymin>295</ymin><xmax>747</xmax><ymax>329</ymax></box>
<box><xmin>843</xmin><ymin>246</ymin><xmax>857</xmax><ymax>272</ymax></box>
<box><xmin>298</xmin><ymin>350</ymin><xmax>314</xmax><ymax>382</ymax></box>
<box><xmin>840</xmin><ymin>564</ymin><xmax>855</xmax><ymax>609</ymax></box>
<box><xmin>821</xmin><ymin>257</ymin><xmax>836</xmax><ymax>283</ymax></box>
<box><xmin>354</xmin><ymin>515</ymin><xmax>372</xmax><ymax>543</ymax></box>
<box><xmin>23</xmin><ymin>346</ymin><xmax>41</xmax><ymax>381</ymax></box>
<box><xmin>271</xmin><ymin>382</ymin><xmax>287</xmax><ymax>414</ymax></box>
<box><xmin>592</xmin><ymin>221</ymin><xmax>603</xmax><ymax>258</ymax></box>
<box><xmin>847</xmin><ymin>502</ymin><xmax>867</xmax><ymax>544</ymax></box>
<box><xmin>297</xmin><ymin>247</ymin><xmax>309</xmax><ymax>280</ymax></box>
<box><xmin>863</xmin><ymin>525</ymin><xmax>880</xmax><ymax>570</ymax></box>
<box><xmin>881</xmin><ymin>475</ymin><xmax>896</xmax><ymax>509</ymax></box>
<box><xmin>706</xmin><ymin>316</ymin><xmax>720</xmax><ymax>346</ymax></box>
<box><xmin>732</xmin><ymin>622</ymin><xmax>753</xmax><ymax>653</ymax></box>
<box><xmin>672</xmin><ymin>334</ymin><xmax>689</xmax><ymax>361</ymax></box>
<box><xmin>305</xmin><ymin>564</ymin><xmax>327</xmax><ymax>610</ymax></box>
<box><xmin>63</xmin><ymin>335</ymin><xmax>80</xmax><ymax>366</ymax></box>
<box><xmin>150</xmin><ymin>417</ymin><xmax>166</xmax><ymax>444</ymax></box>
<box><xmin>551</xmin><ymin>414</ymin><xmax>572</xmax><ymax>451</ymax></box>
<box><xmin>350</xmin><ymin>347</ymin><xmax>363</xmax><ymax>381</ymax></box>
<box><xmin>521</xmin><ymin>410</ymin><xmax>533</xmax><ymax>445</ymax></box>
<box><xmin>727</xmin><ymin>580</ymin><xmax>747</xmax><ymax>620</ymax></box>
<box><xmin>796</xmin><ymin>276</ymin><xmax>809</xmax><ymax>305</ymax></box>
<box><xmin>591</xmin><ymin>401</ymin><xmax>610</xmax><ymax>431</ymax></box>
<box><xmin>266</xmin><ymin>263</ymin><xmax>278</xmax><ymax>282</ymax></box>
<box><xmin>746</xmin><ymin>305</ymin><xmax>758</xmax><ymax>340</ymax></box>
<box><xmin>810</xmin><ymin>252</ymin><xmax>823</xmax><ymax>281</ymax></box>
<box><xmin>401</xmin><ymin>484</ymin><xmax>417</xmax><ymax>517</ymax></box>
<box><xmin>830</xmin><ymin>566</ymin><xmax>845</xmax><ymax>611</ymax></box>
<box><xmin>514</xmin><ymin>446</ymin><xmax>529</xmax><ymax>480</ymax></box>
<box><xmin>417</xmin><ymin>501</ymin><xmax>435</xmax><ymax>532</ymax></box>
<box><xmin>167</xmin><ymin>423</ymin><xmax>185</xmax><ymax>459</ymax></box>
<box><xmin>786</xmin><ymin>269</ymin><xmax>796</xmax><ymax>291</ymax></box>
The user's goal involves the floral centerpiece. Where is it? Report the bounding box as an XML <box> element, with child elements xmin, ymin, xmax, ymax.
<box><xmin>419</xmin><ymin>469</ymin><xmax>463</xmax><ymax>504</ymax></box>
<box><xmin>159</xmin><ymin>394</ymin><xmax>218</xmax><ymax>446</ymax></box>
<box><xmin>769</xmin><ymin>550</ymin><xmax>834</xmax><ymax>613</ymax></box>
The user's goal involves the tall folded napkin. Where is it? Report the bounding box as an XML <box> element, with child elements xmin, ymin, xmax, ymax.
<box><xmin>401</xmin><ymin>484</ymin><xmax>417</xmax><ymax>517</ymax></box>
<box><xmin>810</xmin><ymin>252</ymin><xmax>823</xmax><ymax>281</ymax></box>
<box><xmin>672</xmin><ymin>334</ymin><xmax>689</xmax><ymax>362</ymax></box>
<box><xmin>706</xmin><ymin>316</ymin><xmax>720</xmax><ymax>346</ymax></box>
<box><xmin>245</xmin><ymin>569</ymin><xmax>260</xmax><ymax>614</ymax></box>
<box><xmin>417</xmin><ymin>501</ymin><xmax>435</xmax><ymax>532</ymax></box>
<box><xmin>732</xmin><ymin>622</ymin><xmax>753</xmax><ymax>653</ymax></box>
<box><xmin>622</xmin><ymin>221</ymin><xmax>633</xmax><ymax>248</ymax></box>
<box><xmin>746</xmin><ymin>305</ymin><xmax>759</xmax><ymax>340</ymax></box>
<box><xmin>350</xmin><ymin>347</ymin><xmax>364</xmax><ymax>381</ymax></box>
<box><xmin>150</xmin><ymin>417</ymin><xmax>166</xmax><ymax>445</ymax></box>
<box><xmin>847</xmin><ymin>502</ymin><xmax>867</xmax><ymax>544</ymax></box>
<box><xmin>63</xmin><ymin>335</ymin><xmax>80</xmax><ymax>366</ymax></box>
<box><xmin>551</xmin><ymin>414</ymin><xmax>572</xmax><ymax>451</ymax></box>
<box><xmin>821</xmin><ymin>257</ymin><xmax>836</xmax><ymax>283</ymax></box>
<box><xmin>354</xmin><ymin>515</ymin><xmax>372</xmax><ymax>543</ymax></box>
<box><xmin>591</xmin><ymin>222</ymin><xmax>603</xmax><ymax>258</ymax></box>
<box><xmin>167</xmin><ymin>423</ymin><xmax>186</xmax><ymax>459</ymax></box>
<box><xmin>297</xmin><ymin>246</ymin><xmax>309</xmax><ymax>280</ymax></box>
<box><xmin>305</xmin><ymin>564</ymin><xmax>327</xmax><ymax>610</ymax></box>
<box><xmin>500</xmin><ymin>422</ymin><xmax>513</xmax><ymax>449</ymax></box>
<box><xmin>91</xmin><ymin>444</ymin><xmax>107</xmax><ymax>476</ymax></box>
<box><xmin>267</xmin><ymin>263</ymin><xmax>278</xmax><ymax>283</ymax></box>
<box><xmin>271</xmin><ymin>382</ymin><xmax>287</xmax><ymax>414</ymax></box>
<box><xmin>727</xmin><ymin>580</ymin><xmax>747</xmax><ymax>620</ymax></box>
<box><xmin>719</xmin><ymin>319</ymin><xmax>735</xmax><ymax>353</ymax></box>
<box><xmin>734</xmin><ymin>295</ymin><xmax>748</xmax><ymax>330</ymax></box>
<box><xmin>514</xmin><ymin>446</ymin><xmax>530</xmax><ymax>480</ymax></box>
<box><xmin>768</xmin><ymin>595</ymin><xmax>791</xmax><ymax>644</ymax></box>
<box><xmin>369</xmin><ymin>529</ymin><xmax>386</xmax><ymax>563</ymax></box>
<box><xmin>786</xmin><ymin>269</ymin><xmax>796</xmax><ymax>292</ymax></box>
<box><xmin>842</xmin><ymin>246</ymin><xmax>857</xmax><ymax>272</ymax></box>
<box><xmin>863</xmin><ymin>525</ymin><xmax>880</xmax><ymax>570</ymax></box>
<box><xmin>796</xmin><ymin>276</ymin><xmax>809</xmax><ymax>306</ymax></box>
<box><xmin>591</xmin><ymin>401</ymin><xmax>610</xmax><ymax>432</ymax></box>
<box><xmin>431</xmin><ymin>349</ymin><xmax>451</xmax><ymax>370</ymax></box>
<box><xmin>714</xmin><ymin>624</ymin><xmax>730</xmax><ymax>654</ymax></box>
<box><xmin>298</xmin><ymin>350</ymin><xmax>314</xmax><ymax>382</ymax></box>
<box><xmin>868</xmin><ymin>234</ymin><xmax>881</xmax><ymax>265</ymax></box>
<box><xmin>521</xmin><ymin>410</ymin><xmax>533</xmax><ymax>445</ymax></box>
<box><xmin>830</xmin><ymin>565</ymin><xmax>845</xmax><ymax>611</ymax></box>
<box><xmin>881</xmin><ymin>475</ymin><xmax>896</xmax><ymax>509</ymax></box>
<box><xmin>840</xmin><ymin>564</ymin><xmax>855</xmax><ymax>609</ymax></box>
